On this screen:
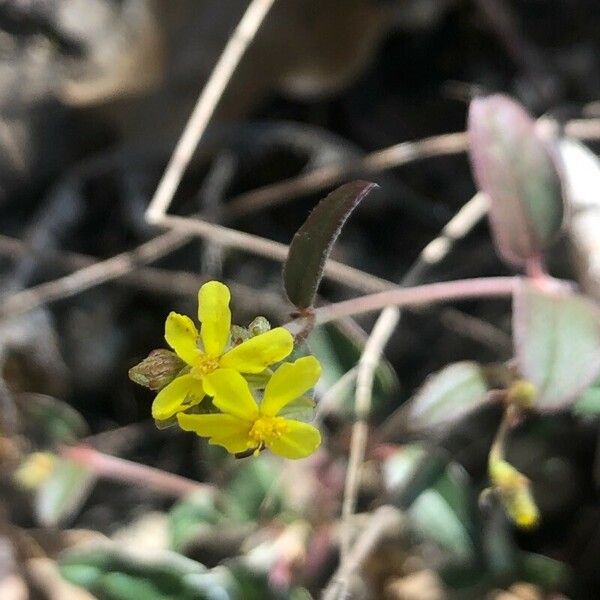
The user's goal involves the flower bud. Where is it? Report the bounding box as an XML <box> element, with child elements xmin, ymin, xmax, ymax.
<box><xmin>506</xmin><ymin>380</ymin><xmax>537</xmax><ymax>410</ymax></box>
<box><xmin>128</xmin><ymin>349</ymin><xmax>185</xmax><ymax>391</ymax></box>
<box><xmin>248</xmin><ymin>316</ymin><xmax>271</xmax><ymax>337</ymax></box>
<box><xmin>489</xmin><ymin>457</ymin><xmax>540</xmax><ymax>529</ymax></box>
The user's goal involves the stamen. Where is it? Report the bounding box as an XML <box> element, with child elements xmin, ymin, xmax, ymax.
<box><xmin>192</xmin><ymin>354</ymin><xmax>220</xmax><ymax>377</ymax></box>
<box><xmin>249</xmin><ymin>416</ymin><xmax>289</xmax><ymax>446</ymax></box>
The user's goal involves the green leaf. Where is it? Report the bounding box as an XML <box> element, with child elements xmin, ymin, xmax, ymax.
<box><xmin>18</xmin><ymin>393</ymin><xmax>88</xmax><ymax>444</ymax></box>
<box><xmin>513</xmin><ymin>279</ymin><xmax>600</xmax><ymax>411</ymax></box>
<box><xmin>224</xmin><ymin>457</ymin><xmax>283</xmax><ymax>522</ymax></box>
<box><xmin>278</xmin><ymin>395</ymin><xmax>315</xmax><ymax>422</ymax></box>
<box><xmin>518</xmin><ymin>551</ymin><xmax>569</xmax><ymax>589</ymax></box>
<box><xmin>409</xmin><ymin>463</ymin><xmax>477</xmax><ymax>563</ymax></box>
<box><xmin>59</xmin><ymin>544</ymin><xmax>239</xmax><ymax>600</ymax></box>
<box><xmin>169</xmin><ymin>493</ymin><xmax>225</xmax><ymax>552</ymax></box>
<box><xmin>35</xmin><ymin>458</ymin><xmax>96</xmax><ymax>526</ymax></box>
<box><xmin>283</xmin><ymin>180</ymin><xmax>377</xmax><ymax>309</ymax></box>
<box><xmin>468</xmin><ymin>95</ymin><xmax>564</xmax><ymax>267</ymax></box>
<box><xmin>405</xmin><ymin>361</ymin><xmax>489</xmax><ymax>431</ymax></box>
<box><xmin>573</xmin><ymin>381</ymin><xmax>600</xmax><ymax>416</ymax></box>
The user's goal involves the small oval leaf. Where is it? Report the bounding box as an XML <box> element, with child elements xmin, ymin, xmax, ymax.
<box><xmin>406</xmin><ymin>361</ymin><xmax>490</xmax><ymax>431</ymax></box>
<box><xmin>513</xmin><ymin>279</ymin><xmax>600</xmax><ymax>411</ymax></box>
<box><xmin>467</xmin><ymin>95</ymin><xmax>564</xmax><ymax>267</ymax></box>
<box><xmin>283</xmin><ymin>180</ymin><xmax>378</xmax><ymax>309</ymax></box>
<box><xmin>35</xmin><ymin>458</ymin><xmax>96</xmax><ymax>526</ymax></box>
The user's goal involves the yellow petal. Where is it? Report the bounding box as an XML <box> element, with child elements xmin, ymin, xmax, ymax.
<box><xmin>220</xmin><ymin>327</ymin><xmax>293</xmax><ymax>374</ymax></box>
<box><xmin>266</xmin><ymin>420</ymin><xmax>321</xmax><ymax>459</ymax></box>
<box><xmin>198</xmin><ymin>281</ymin><xmax>231</xmax><ymax>357</ymax></box>
<box><xmin>165</xmin><ymin>312</ymin><xmax>201</xmax><ymax>365</ymax></box>
<box><xmin>152</xmin><ymin>374</ymin><xmax>204</xmax><ymax>420</ymax></box>
<box><xmin>261</xmin><ymin>356</ymin><xmax>321</xmax><ymax>417</ymax></box>
<box><xmin>177</xmin><ymin>413</ymin><xmax>251</xmax><ymax>453</ymax></box>
<box><xmin>203</xmin><ymin>369</ymin><xmax>259</xmax><ymax>420</ymax></box>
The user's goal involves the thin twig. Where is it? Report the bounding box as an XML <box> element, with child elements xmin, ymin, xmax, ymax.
<box><xmin>322</xmin><ymin>506</ymin><xmax>404</xmax><ymax>600</ymax></box>
<box><xmin>226</xmin><ymin>132</ymin><xmax>469</xmax><ymax>218</ymax></box>
<box><xmin>146</xmin><ymin>0</ymin><xmax>278</xmax><ymax>222</ymax></box>
<box><xmin>564</xmin><ymin>118</ymin><xmax>600</xmax><ymax>141</ymax></box>
<box><xmin>440</xmin><ymin>306</ymin><xmax>511</xmax><ymax>352</ymax></box>
<box><xmin>0</xmin><ymin>233</ymin><xmax>286</xmax><ymax>317</ymax></box>
<box><xmin>61</xmin><ymin>445</ymin><xmax>215</xmax><ymax>498</ymax></box>
<box><xmin>0</xmin><ymin>229</ymin><xmax>191</xmax><ymax>319</ymax></box>
<box><xmin>224</xmin><ymin>119</ymin><xmax>600</xmax><ymax>218</ymax></box>
<box><xmin>0</xmin><ymin>224</ymin><xmax>392</xmax><ymax>320</ymax></box>
<box><xmin>340</xmin><ymin>308</ymin><xmax>400</xmax><ymax>561</ymax></box>
<box><xmin>159</xmin><ymin>214</ymin><xmax>393</xmax><ymax>293</ymax></box>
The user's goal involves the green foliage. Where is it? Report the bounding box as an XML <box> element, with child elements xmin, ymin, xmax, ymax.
<box><xmin>224</xmin><ymin>456</ymin><xmax>284</xmax><ymax>521</ymax></box>
<box><xmin>513</xmin><ymin>279</ymin><xmax>600</xmax><ymax>411</ymax></box>
<box><xmin>59</xmin><ymin>545</ymin><xmax>240</xmax><ymax>600</ymax></box>
<box><xmin>467</xmin><ymin>94</ymin><xmax>564</xmax><ymax>267</ymax></box>
<box><xmin>383</xmin><ymin>446</ymin><xmax>477</xmax><ymax>562</ymax></box>
<box><xmin>572</xmin><ymin>381</ymin><xmax>600</xmax><ymax>416</ymax></box>
<box><xmin>405</xmin><ymin>361</ymin><xmax>490</xmax><ymax>431</ymax></box>
<box><xmin>409</xmin><ymin>465</ymin><xmax>477</xmax><ymax>563</ymax></box>
<box><xmin>283</xmin><ymin>180</ymin><xmax>377</xmax><ymax>309</ymax></box>
<box><xmin>169</xmin><ymin>493</ymin><xmax>226</xmax><ymax>552</ymax></box>
<box><xmin>35</xmin><ymin>457</ymin><xmax>96</xmax><ymax>526</ymax></box>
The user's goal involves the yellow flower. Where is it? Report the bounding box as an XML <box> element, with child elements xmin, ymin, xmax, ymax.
<box><xmin>152</xmin><ymin>281</ymin><xmax>293</xmax><ymax>421</ymax></box>
<box><xmin>177</xmin><ymin>356</ymin><xmax>322</xmax><ymax>459</ymax></box>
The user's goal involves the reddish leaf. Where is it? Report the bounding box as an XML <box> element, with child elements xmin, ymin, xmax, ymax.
<box><xmin>468</xmin><ymin>95</ymin><xmax>564</xmax><ymax>267</ymax></box>
<box><xmin>283</xmin><ymin>181</ymin><xmax>377</xmax><ymax>309</ymax></box>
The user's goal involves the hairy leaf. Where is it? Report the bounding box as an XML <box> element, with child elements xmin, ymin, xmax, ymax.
<box><xmin>468</xmin><ymin>95</ymin><xmax>564</xmax><ymax>267</ymax></box>
<box><xmin>513</xmin><ymin>279</ymin><xmax>600</xmax><ymax>411</ymax></box>
<box><xmin>283</xmin><ymin>180</ymin><xmax>377</xmax><ymax>309</ymax></box>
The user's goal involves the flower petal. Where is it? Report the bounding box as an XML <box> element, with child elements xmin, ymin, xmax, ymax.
<box><xmin>165</xmin><ymin>312</ymin><xmax>201</xmax><ymax>365</ymax></box>
<box><xmin>261</xmin><ymin>356</ymin><xmax>321</xmax><ymax>417</ymax></box>
<box><xmin>220</xmin><ymin>327</ymin><xmax>293</xmax><ymax>374</ymax></box>
<box><xmin>177</xmin><ymin>413</ymin><xmax>251</xmax><ymax>454</ymax></box>
<box><xmin>198</xmin><ymin>281</ymin><xmax>231</xmax><ymax>357</ymax></box>
<box><xmin>203</xmin><ymin>369</ymin><xmax>259</xmax><ymax>420</ymax></box>
<box><xmin>265</xmin><ymin>420</ymin><xmax>321</xmax><ymax>459</ymax></box>
<box><xmin>152</xmin><ymin>374</ymin><xmax>204</xmax><ymax>420</ymax></box>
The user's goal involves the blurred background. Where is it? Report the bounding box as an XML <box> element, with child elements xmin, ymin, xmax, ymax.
<box><xmin>0</xmin><ymin>1</ymin><xmax>599</xmax><ymax>598</ymax></box>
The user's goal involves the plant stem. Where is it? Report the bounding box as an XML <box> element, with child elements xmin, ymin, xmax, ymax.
<box><xmin>61</xmin><ymin>445</ymin><xmax>215</xmax><ymax>498</ymax></box>
<box><xmin>286</xmin><ymin>276</ymin><xmax>518</xmax><ymax>333</ymax></box>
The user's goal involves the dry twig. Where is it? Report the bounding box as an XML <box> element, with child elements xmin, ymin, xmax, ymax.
<box><xmin>145</xmin><ymin>0</ymin><xmax>278</xmax><ymax>222</ymax></box>
<box><xmin>323</xmin><ymin>506</ymin><xmax>404</xmax><ymax>600</ymax></box>
<box><xmin>61</xmin><ymin>445</ymin><xmax>215</xmax><ymax>499</ymax></box>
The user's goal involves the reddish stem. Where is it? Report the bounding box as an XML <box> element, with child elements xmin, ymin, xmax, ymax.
<box><xmin>285</xmin><ymin>276</ymin><xmax>517</xmax><ymax>333</ymax></box>
<box><xmin>61</xmin><ymin>445</ymin><xmax>215</xmax><ymax>498</ymax></box>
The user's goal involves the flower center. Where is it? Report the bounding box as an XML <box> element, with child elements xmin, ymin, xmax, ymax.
<box><xmin>192</xmin><ymin>354</ymin><xmax>220</xmax><ymax>377</ymax></box>
<box><xmin>248</xmin><ymin>416</ymin><xmax>289</xmax><ymax>447</ymax></box>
